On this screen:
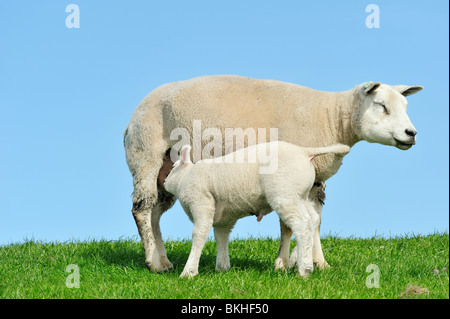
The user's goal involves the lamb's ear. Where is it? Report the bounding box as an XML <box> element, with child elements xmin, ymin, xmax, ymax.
<box><xmin>180</xmin><ymin>145</ymin><xmax>192</xmax><ymax>164</ymax></box>
<box><xmin>392</xmin><ymin>85</ymin><xmax>423</xmax><ymax>97</ymax></box>
<box><xmin>363</xmin><ymin>81</ymin><xmax>381</xmax><ymax>95</ymax></box>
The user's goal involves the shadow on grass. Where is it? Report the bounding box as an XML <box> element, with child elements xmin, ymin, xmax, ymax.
<box><xmin>78</xmin><ymin>241</ymin><xmax>147</xmax><ymax>270</ymax></box>
<box><xmin>78</xmin><ymin>240</ymin><xmax>272</xmax><ymax>275</ymax></box>
<box><xmin>168</xmin><ymin>247</ymin><xmax>272</xmax><ymax>274</ymax></box>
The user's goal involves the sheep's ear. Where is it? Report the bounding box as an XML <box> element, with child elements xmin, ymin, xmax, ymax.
<box><xmin>363</xmin><ymin>81</ymin><xmax>381</xmax><ymax>95</ymax></box>
<box><xmin>392</xmin><ymin>85</ymin><xmax>423</xmax><ymax>97</ymax></box>
<box><xmin>180</xmin><ymin>145</ymin><xmax>192</xmax><ymax>164</ymax></box>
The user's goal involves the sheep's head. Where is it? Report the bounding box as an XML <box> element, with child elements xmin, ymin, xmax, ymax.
<box><xmin>352</xmin><ymin>82</ymin><xmax>423</xmax><ymax>150</ymax></box>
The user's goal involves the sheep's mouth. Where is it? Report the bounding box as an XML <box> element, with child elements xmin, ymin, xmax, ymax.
<box><xmin>394</xmin><ymin>138</ymin><xmax>414</xmax><ymax>150</ymax></box>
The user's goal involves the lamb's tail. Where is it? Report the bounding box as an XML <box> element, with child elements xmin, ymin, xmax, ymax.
<box><xmin>304</xmin><ymin>144</ymin><xmax>351</xmax><ymax>161</ymax></box>
<box><xmin>179</xmin><ymin>144</ymin><xmax>192</xmax><ymax>164</ymax></box>
<box><xmin>171</xmin><ymin>144</ymin><xmax>192</xmax><ymax>169</ymax></box>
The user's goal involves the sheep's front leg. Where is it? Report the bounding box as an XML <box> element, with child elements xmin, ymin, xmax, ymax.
<box><xmin>180</xmin><ymin>205</ymin><xmax>214</xmax><ymax>278</ymax></box>
<box><xmin>304</xmin><ymin>200</ymin><xmax>329</xmax><ymax>269</ymax></box>
<box><xmin>214</xmin><ymin>223</ymin><xmax>235</xmax><ymax>272</ymax></box>
<box><xmin>274</xmin><ymin>220</ymin><xmax>292</xmax><ymax>271</ymax></box>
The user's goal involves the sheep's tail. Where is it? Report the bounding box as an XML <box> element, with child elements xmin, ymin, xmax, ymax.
<box><xmin>305</xmin><ymin>144</ymin><xmax>351</xmax><ymax>162</ymax></box>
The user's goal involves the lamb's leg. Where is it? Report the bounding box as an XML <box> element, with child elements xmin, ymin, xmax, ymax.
<box><xmin>278</xmin><ymin>201</ymin><xmax>314</xmax><ymax>277</ymax></box>
<box><xmin>289</xmin><ymin>225</ymin><xmax>326</xmax><ymax>270</ymax></box>
<box><xmin>180</xmin><ymin>203</ymin><xmax>215</xmax><ymax>278</ymax></box>
<box><xmin>214</xmin><ymin>223</ymin><xmax>235</xmax><ymax>272</ymax></box>
<box><xmin>289</xmin><ymin>182</ymin><xmax>329</xmax><ymax>269</ymax></box>
<box><xmin>310</xmin><ymin>183</ymin><xmax>330</xmax><ymax>269</ymax></box>
<box><xmin>274</xmin><ymin>220</ymin><xmax>292</xmax><ymax>271</ymax></box>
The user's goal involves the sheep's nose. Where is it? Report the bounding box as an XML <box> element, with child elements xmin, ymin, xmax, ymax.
<box><xmin>405</xmin><ymin>129</ymin><xmax>417</xmax><ymax>138</ymax></box>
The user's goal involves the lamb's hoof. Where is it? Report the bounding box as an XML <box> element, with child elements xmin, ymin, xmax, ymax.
<box><xmin>298</xmin><ymin>267</ymin><xmax>313</xmax><ymax>278</ymax></box>
<box><xmin>274</xmin><ymin>258</ymin><xmax>289</xmax><ymax>271</ymax></box>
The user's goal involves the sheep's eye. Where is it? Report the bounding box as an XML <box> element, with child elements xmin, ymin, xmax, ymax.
<box><xmin>377</xmin><ymin>103</ymin><xmax>388</xmax><ymax>114</ymax></box>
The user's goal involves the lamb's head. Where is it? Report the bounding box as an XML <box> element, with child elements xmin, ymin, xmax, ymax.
<box><xmin>352</xmin><ymin>82</ymin><xmax>423</xmax><ymax>150</ymax></box>
<box><xmin>164</xmin><ymin>145</ymin><xmax>194</xmax><ymax>195</ymax></box>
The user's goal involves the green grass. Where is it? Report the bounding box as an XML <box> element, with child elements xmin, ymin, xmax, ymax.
<box><xmin>0</xmin><ymin>233</ymin><xmax>448</xmax><ymax>299</ymax></box>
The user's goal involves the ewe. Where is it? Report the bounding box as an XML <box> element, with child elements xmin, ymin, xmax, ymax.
<box><xmin>124</xmin><ymin>75</ymin><xmax>422</xmax><ymax>272</ymax></box>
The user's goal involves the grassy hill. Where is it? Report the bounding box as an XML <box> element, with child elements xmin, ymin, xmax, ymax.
<box><xmin>0</xmin><ymin>233</ymin><xmax>448</xmax><ymax>299</ymax></box>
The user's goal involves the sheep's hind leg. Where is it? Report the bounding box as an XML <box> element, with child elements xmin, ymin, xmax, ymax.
<box><xmin>132</xmin><ymin>195</ymin><xmax>170</xmax><ymax>272</ymax></box>
<box><xmin>214</xmin><ymin>223</ymin><xmax>235</xmax><ymax>272</ymax></box>
<box><xmin>125</xmin><ymin>121</ymin><xmax>174</xmax><ymax>272</ymax></box>
<box><xmin>131</xmin><ymin>168</ymin><xmax>173</xmax><ymax>272</ymax></box>
<box><xmin>151</xmin><ymin>190</ymin><xmax>176</xmax><ymax>271</ymax></box>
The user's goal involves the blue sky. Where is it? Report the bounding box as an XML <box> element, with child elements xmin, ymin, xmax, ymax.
<box><xmin>0</xmin><ymin>1</ymin><xmax>448</xmax><ymax>245</ymax></box>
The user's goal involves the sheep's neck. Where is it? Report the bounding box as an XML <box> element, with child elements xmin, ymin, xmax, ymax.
<box><xmin>332</xmin><ymin>89</ymin><xmax>360</xmax><ymax>147</ymax></box>
<box><xmin>290</xmin><ymin>89</ymin><xmax>359</xmax><ymax>181</ymax></box>
<box><xmin>291</xmin><ymin>89</ymin><xmax>358</xmax><ymax>148</ymax></box>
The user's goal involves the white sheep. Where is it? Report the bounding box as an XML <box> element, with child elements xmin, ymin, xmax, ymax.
<box><xmin>124</xmin><ymin>75</ymin><xmax>423</xmax><ymax>272</ymax></box>
<box><xmin>164</xmin><ymin>142</ymin><xmax>350</xmax><ymax>278</ymax></box>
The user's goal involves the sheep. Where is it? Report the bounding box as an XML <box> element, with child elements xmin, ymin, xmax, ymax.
<box><xmin>124</xmin><ymin>75</ymin><xmax>423</xmax><ymax>272</ymax></box>
<box><xmin>164</xmin><ymin>142</ymin><xmax>351</xmax><ymax>277</ymax></box>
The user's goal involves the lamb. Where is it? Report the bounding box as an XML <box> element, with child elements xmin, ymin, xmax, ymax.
<box><xmin>164</xmin><ymin>142</ymin><xmax>350</xmax><ymax>278</ymax></box>
<box><xmin>124</xmin><ymin>75</ymin><xmax>423</xmax><ymax>273</ymax></box>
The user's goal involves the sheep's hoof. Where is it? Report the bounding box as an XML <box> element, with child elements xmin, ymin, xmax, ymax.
<box><xmin>145</xmin><ymin>258</ymin><xmax>173</xmax><ymax>273</ymax></box>
<box><xmin>160</xmin><ymin>257</ymin><xmax>174</xmax><ymax>271</ymax></box>
<box><xmin>314</xmin><ymin>260</ymin><xmax>331</xmax><ymax>270</ymax></box>
<box><xmin>145</xmin><ymin>262</ymin><xmax>160</xmax><ymax>273</ymax></box>
<box><xmin>274</xmin><ymin>258</ymin><xmax>289</xmax><ymax>271</ymax></box>
<box><xmin>322</xmin><ymin>261</ymin><xmax>332</xmax><ymax>269</ymax></box>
